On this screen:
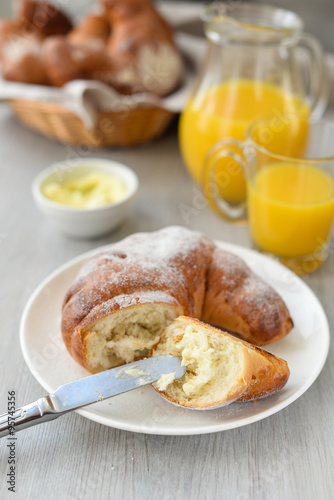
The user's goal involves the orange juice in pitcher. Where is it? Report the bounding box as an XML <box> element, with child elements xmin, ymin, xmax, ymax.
<box><xmin>179</xmin><ymin>3</ymin><xmax>328</xmax><ymax>206</ymax></box>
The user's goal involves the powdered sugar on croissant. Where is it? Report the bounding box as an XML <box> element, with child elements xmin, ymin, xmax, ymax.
<box><xmin>61</xmin><ymin>226</ymin><xmax>293</xmax><ymax>373</ymax></box>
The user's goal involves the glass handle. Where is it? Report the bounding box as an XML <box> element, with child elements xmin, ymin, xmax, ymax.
<box><xmin>202</xmin><ymin>139</ymin><xmax>247</xmax><ymax>221</ymax></box>
<box><xmin>298</xmin><ymin>32</ymin><xmax>330</xmax><ymax>120</ymax></box>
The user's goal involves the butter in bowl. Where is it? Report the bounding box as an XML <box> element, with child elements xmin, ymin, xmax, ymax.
<box><xmin>32</xmin><ymin>158</ymin><xmax>139</xmax><ymax>238</ymax></box>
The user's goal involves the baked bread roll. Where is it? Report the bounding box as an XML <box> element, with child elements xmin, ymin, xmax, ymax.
<box><xmin>16</xmin><ymin>0</ymin><xmax>72</xmax><ymax>37</ymax></box>
<box><xmin>0</xmin><ymin>20</ymin><xmax>25</xmax><ymax>58</ymax></box>
<box><xmin>0</xmin><ymin>20</ymin><xmax>50</xmax><ymax>84</ymax></box>
<box><xmin>151</xmin><ymin>316</ymin><xmax>290</xmax><ymax>409</ymax></box>
<box><xmin>61</xmin><ymin>226</ymin><xmax>293</xmax><ymax>373</ymax></box>
<box><xmin>104</xmin><ymin>0</ymin><xmax>182</xmax><ymax>95</ymax></box>
<box><xmin>42</xmin><ymin>35</ymin><xmax>141</xmax><ymax>94</ymax></box>
<box><xmin>42</xmin><ymin>0</ymin><xmax>183</xmax><ymax>96</ymax></box>
<box><xmin>42</xmin><ymin>12</ymin><xmax>113</xmax><ymax>88</ymax></box>
<box><xmin>67</xmin><ymin>14</ymin><xmax>111</xmax><ymax>46</ymax></box>
<box><xmin>0</xmin><ymin>1</ymin><xmax>72</xmax><ymax>85</ymax></box>
<box><xmin>0</xmin><ymin>0</ymin><xmax>182</xmax><ymax>96</ymax></box>
<box><xmin>42</xmin><ymin>36</ymin><xmax>113</xmax><ymax>88</ymax></box>
<box><xmin>0</xmin><ymin>0</ymin><xmax>183</xmax><ymax>96</ymax></box>
<box><xmin>101</xmin><ymin>0</ymin><xmax>154</xmax><ymax>21</ymax></box>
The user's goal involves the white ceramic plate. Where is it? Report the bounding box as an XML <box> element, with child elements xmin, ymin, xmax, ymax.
<box><xmin>20</xmin><ymin>241</ymin><xmax>330</xmax><ymax>435</ymax></box>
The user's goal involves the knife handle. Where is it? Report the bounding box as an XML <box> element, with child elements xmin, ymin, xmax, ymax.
<box><xmin>0</xmin><ymin>397</ymin><xmax>60</xmax><ymax>438</ymax></box>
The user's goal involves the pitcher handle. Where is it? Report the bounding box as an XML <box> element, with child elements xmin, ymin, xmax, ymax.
<box><xmin>202</xmin><ymin>138</ymin><xmax>247</xmax><ymax>221</ymax></box>
<box><xmin>298</xmin><ymin>33</ymin><xmax>330</xmax><ymax>120</ymax></box>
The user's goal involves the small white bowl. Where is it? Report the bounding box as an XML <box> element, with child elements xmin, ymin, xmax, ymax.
<box><xmin>32</xmin><ymin>158</ymin><xmax>139</xmax><ymax>238</ymax></box>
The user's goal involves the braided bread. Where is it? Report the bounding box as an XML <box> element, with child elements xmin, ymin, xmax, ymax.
<box><xmin>61</xmin><ymin>226</ymin><xmax>293</xmax><ymax>373</ymax></box>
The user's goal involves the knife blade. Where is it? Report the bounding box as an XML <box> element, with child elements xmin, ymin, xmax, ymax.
<box><xmin>0</xmin><ymin>355</ymin><xmax>185</xmax><ymax>438</ymax></box>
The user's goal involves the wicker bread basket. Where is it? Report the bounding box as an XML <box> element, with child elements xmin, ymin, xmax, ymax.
<box><xmin>9</xmin><ymin>98</ymin><xmax>176</xmax><ymax>147</ymax></box>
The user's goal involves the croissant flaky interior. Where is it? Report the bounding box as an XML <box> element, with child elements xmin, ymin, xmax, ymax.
<box><xmin>61</xmin><ymin>226</ymin><xmax>293</xmax><ymax>374</ymax></box>
<box><xmin>0</xmin><ymin>0</ymin><xmax>183</xmax><ymax>96</ymax></box>
<box><xmin>151</xmin><ymin>316</ymin><xmax>290</xmax><ymax>409</ymax></box>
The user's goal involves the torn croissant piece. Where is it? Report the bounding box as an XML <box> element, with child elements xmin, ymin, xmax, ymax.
<box><xmin>61</xmin><ymin>226</ymin><xmax>293</xmax><ymax>374</ymax></box>
<box><xmin>151</xmin><ymin>316</ymin><xmax>290</xmax><ymax>409</ymax></box>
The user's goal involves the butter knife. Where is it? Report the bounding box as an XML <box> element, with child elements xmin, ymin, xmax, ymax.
<box><xmin>0</xmin><ymin>355</ymin><xmax>185</xmax><ymax>438</ymax></box>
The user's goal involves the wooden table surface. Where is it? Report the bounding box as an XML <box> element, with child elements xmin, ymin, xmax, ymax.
<box><xmin>0</xmin><ymin>3</ymin><xmax>334</xmax><ymax>500</ymax></box>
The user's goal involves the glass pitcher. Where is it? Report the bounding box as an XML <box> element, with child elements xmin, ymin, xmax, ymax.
<box><xmin>179</xmin><ymin>2</ymin><xmax>329</xmax><ymax>206</ymax></box>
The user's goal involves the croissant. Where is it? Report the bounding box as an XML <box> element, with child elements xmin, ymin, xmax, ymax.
<box><xmin>61</xmin><ymin>226</ymin><xmax>293</xmax><ymax>374</ymax></box>
<box><xmin>151</xmin><ymin>316</ymin><xmax>290</xmax><ymax>409</ymax></box>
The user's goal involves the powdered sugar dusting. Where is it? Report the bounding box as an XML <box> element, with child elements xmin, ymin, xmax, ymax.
<box><xmin>79</xmin><ymin>226</ymin><xmax>211</xmax><ymax>278</ymax></box>
<box><xmin>63</xmin><ymin>226</ymin><xmax>214</xmax><ymax>328</ymax></box>
<box><xmin>62</xmin><ymin>226</ymin><xmax>291</xmax><ymax>343</ymax></box>
<box><xmin>203</xmin><ymin>247</ymin><xmax>291</xmax><ymax>339</ymax></box>
<box><xmin>213</xmin><ymin>249</ymin><xmax>278</xmax><ymax>308</ymax></box>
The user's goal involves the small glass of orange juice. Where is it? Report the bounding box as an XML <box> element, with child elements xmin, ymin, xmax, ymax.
<box><xmin>203</xmin><ymin>118</ymin><xmax>334</xmax><ymax>275</ymax></box>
